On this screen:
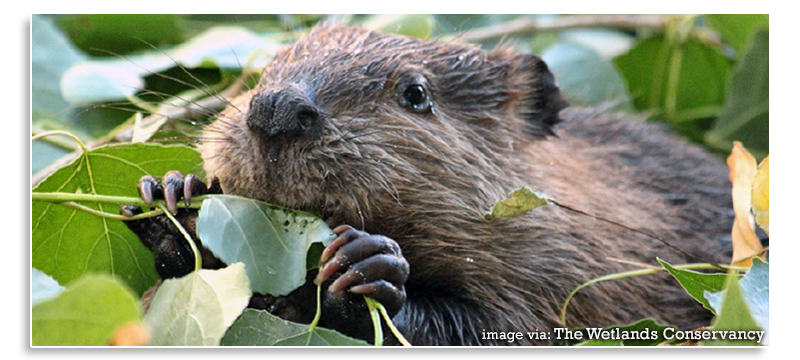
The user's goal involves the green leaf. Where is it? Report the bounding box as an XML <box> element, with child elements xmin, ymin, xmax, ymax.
<box><xmin>704</xmin><ymin>15</ymin><xmax>768</xmax><ymax>54</ymax></box>
<box><xmin>556</xmin><ymin>319</ymin><xmax>675</xmax><ymax>346</ymax></box>
<box><xmin>32</xmin><ymin>143</ymin><xmax>204</xmax><ymax>295</ymax></box>
<box><xmin>57</xmin><ymin>15</ymin><xmax>184</xmax><ymax>57</ymax></box>
<box><xmin>614</xmin><ymin>35</ymin><xmax>731</xmax><ymax>123</ymax></box>
<box><xmin>657</xmin><ymin>258</ymin><xmax>730</xmax><ymax>312</ymax></box>
<box><xmin>221</xmin><ymin>309</ymin><xmax>368</xmax><ymax>346</ymax></box>
<box><xmin>32</xmin><ymin>274</ymin><xmax>140</xmax><ymax>346</ymax></box>
<box><xmin>704</xmin><ymin>258</ymin><xmax>769</xmax><ymax>345</ymax></box>
<box><xmin>701</xmin><ymin>270</ymin><xmax>764</xmax><ymax>346</ymax></box>
<box><xmin>196</xmin><ymin>195</ymin><xmax>335</xmax><ymax>296</ymax></box>
<box><xmin>31</xmin><ymin>268</ymin><xmax>65</xmax><ymax>305</ymax></box>
<box><xmin>143</xmin><ymin>263</ymin><xmax>252</xmax><ymax>346</ymax></box>
<box><xmin>706</xmin><ymin>29</ymin><xmax>769</xmax><ymax>158</ymax></box>
<box><xmin>363</xmin><ymin>14</ymin><xmax>435</xmax><ymax>39</ymax></box>
<box><xmin>542</xmin><ymin>41</ymin><xmax>630</xmax><ymax>107</ymax></box>
<box><xmin>61</xmin><ymin>26</ymin><xmax>279</xmax><ymax>104</ymax></box>
<box><xmin>484</xmin><ymin>186</ymin><xmax>550</xmax><ymax>221</ymax></box>
<box><xmin>306</xmin><ymin>242</ymin><xmax>325</xmax><ymax>271</ymax></box>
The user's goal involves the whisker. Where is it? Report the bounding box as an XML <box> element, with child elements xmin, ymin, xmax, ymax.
<box><xmin>226</xmin><ymin>44</ymin><xmax>258</xmax><ymax>93</ymax></box>
<box><xmin>134</xmin><ymin>88</ymin><xmax>236</xmax><ymax>127</ymax></box>
<box><xmin>90</xmin><ymin>47</ymin><xmax>243</xmax><ymax>117</ymax></box>
<box><xmin>132</xmin><ymin>38</ymin><xmax>243</xmax><ymax>114</ymax></box>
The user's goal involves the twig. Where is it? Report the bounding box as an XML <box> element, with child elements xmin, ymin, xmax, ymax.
<box><xmin>459</xmin><ymin>15</ymin><xmax>721</xmax><ymax>47</ymax></box>
<box><xmin>460</xmin><ymin>15</ymin><xmax>666</xmax><ymax>43</ymax></box>
<box><xmin>159</xmin><ymin>202</ymin><xmax>202</xmax><ymax>272</ymax></box>
<box><xmin>32</xmin><ymin>192</ymin><xmax>207</xmax><ymax>210</ymax></box>
<box><xmin>558</xmin><ymin>262</ymin><xmax>729</xmax><ymax>326</ymax></box>
<box><xmin>60</xmin><ymin>201</ymin><xmax>163</xmax><ymax>221</ymax></box>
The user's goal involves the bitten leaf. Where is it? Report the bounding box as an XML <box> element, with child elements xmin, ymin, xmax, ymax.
<box><xmin>196</xmin><ymin>195</ymin><xmax>335</xmax><ymax>296</ymax></box>
<box><xmin>485</xmin><ymin>186</ymin><xmax>551</xmax><ymax>221</ymax></box>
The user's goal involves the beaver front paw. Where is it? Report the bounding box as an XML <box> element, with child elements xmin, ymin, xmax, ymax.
<box><xmin>121</xmin><ymin>172</ymin><xmax>223</xmax><ymax>279</ymax></box>
<box><xmin>315</xmin><ymin>225</ymin><xmax>409</xmax><ymax>319</ymax></box>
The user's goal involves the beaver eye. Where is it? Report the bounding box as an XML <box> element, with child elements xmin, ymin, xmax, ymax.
<box><xmin>401</xmin><ymin>84</ymin><xmax>432</xmax><ymax>113</ymax></box>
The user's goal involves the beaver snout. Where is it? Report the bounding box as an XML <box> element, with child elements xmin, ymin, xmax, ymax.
<box><xmin>245</xmin><ymin>86</ymin><xmax>322</xmax><ymax>139</ymax></box>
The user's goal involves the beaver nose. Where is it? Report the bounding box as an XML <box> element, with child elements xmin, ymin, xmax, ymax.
<box><xmin>245</xmin><ymin>87</ymin><xmax>321</xmax><ymax>138</ymax></box>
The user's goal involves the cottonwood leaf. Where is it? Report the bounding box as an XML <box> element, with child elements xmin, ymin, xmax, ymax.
<box><xmin>196</xmin><ymin>195</ymin><xmax>335</xmax><ymax>296</ymax></box>
<box><xmin>614</xmin><ymin>35</ymin><xmax>731</xmax><ymax>123</ymax></box>
<box><xmin>143</xmin><ymin>263</ymin><xmax>251</xmax><ymax>346</ymax></box>
<box><xmin>56</xmin><ymin>15</ymin><xmax>183</xmax><ymax>57</ymax></box>
<box><xmin>657</xmin><ymin>258</ymin><xmax>731</xmax><ymax>312</ymax></box>
<box><xmin>542</xmin><ymin>41</ymin><xmax>630</xmax><ymax>107</ymax></box>
<box><xmin>704</xmin><ymin>15</ymin><xmax>768</xmax><ymax>54</ymax></box>
<box><xmin>484</xmin><ymin>186</ymin><xmax>551</xmax><ymax>221</ymax></box>
<box><xmin>221</xmin><ymin>309</ymin><xmax>368</xmax><ymax>346</ymax></box>
<box><xmin>32</xmin><ymin>143</ymin><xmax>204</xmax><ymax>295</ymax></box>
<box><xmin>32</xmin><ymin>274</ymin><xmax>140</xmax><ymax>346</ymax></box>
<box><xmin>704</xmin><ymin>258</ymin><xmax>768</xmax><ymax>345</ymax></box>
<box><xmin>706</xmin><ymin>29</ymin><xmax>769</xmax><ymax>157</ymax></box>
<box><xmin>364</xmin><ymin>14</ymin><xmax>435</xmax><ymax>39</ymax></box>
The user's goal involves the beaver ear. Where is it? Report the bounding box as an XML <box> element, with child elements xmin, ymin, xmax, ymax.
<box><xmin>516</xmin><ymin>54</ymin><xmax>568</xmax><ymax>138</ymax></box>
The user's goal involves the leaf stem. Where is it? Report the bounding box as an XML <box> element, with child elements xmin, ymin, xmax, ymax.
<box><xmin>309</xmin><ymin>283</ymin><xmax>323</xmax><ymax>329</ymax></box>
<box><xmin>32</xmin><ymin>192</ymin><xmax>207</xmax><ymax>210</ymax></box>
<box><xmin>60</xmin><ymin>201</ymin><xmax>163</xmax><ymax>221</ymax></box>
<box><xmin>31</xmin><ymin>130</ymin><xmax>88</xmax><ymax>154</ymax></box>
<box><xmin>558</xmin><ymin>262</ymin><xmax>740</xmax><ymax>326</ymax></box>
<box><xmin>363</xmin><ymin>297</ymin><xmax>384</xmax><ymax>346</ymax></box>
<box><xmin>158</xmin><ymin>202</ymin><xmax>202</xmax><ymax>272</ymax></box>
<box><xmin>374</xmin><ymin>299</ymin><xmax>412</xmax><ymax>346</ymax></box>
<box><xmin>31</xmin><ymin>124</ymin><xmax>80</xmax><ymax>152</ymax></box>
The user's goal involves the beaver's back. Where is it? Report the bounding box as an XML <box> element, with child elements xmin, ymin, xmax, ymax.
<box><xmin>521</xmin><ymin>107</ymin><xmax>731</xmax><ymax>333</ymax></box>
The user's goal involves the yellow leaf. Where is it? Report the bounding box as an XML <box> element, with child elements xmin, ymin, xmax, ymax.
<box><xmin>109</xmin><ymin>323</ymin><xmax>149</xmax><ymax>346</ymax></box>
<box><xmin>752</xmin><ymin>156</ymin><xmax>769</xmax><ymax>235</ymax></box>
<box><xmin>484</xmin><ymin>186</ymin><xmax>551</xmax><ymax>221</ymax></box>
<box><xmin>726</xmin><ymin>142</ymin><xmax>764</xmax><ymax>267</ymax></box>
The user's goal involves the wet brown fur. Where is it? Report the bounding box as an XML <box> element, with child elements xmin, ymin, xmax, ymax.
<box><xmin>199</xmin><ymin>25</ymin><xmax>731</xmax><ymax>345</ymax></box>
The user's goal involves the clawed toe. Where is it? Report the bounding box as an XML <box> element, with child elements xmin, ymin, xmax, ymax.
<box><xmin>136</xmin><ymin>172</ymin><xmax>210</xmax><ymax>214</ymax></box>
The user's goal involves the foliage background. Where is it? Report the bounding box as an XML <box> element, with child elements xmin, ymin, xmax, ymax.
<box><xmin>29</xmin><ymin>13</ymin><xmax>769</xmax><ymax>347</ymax></box>
<box><xmin>32</xmin><ymin>14</ymin><xmax>768</xmax><ymax>180</ymax></box>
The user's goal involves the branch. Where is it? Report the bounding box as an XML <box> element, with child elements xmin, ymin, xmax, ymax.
<box><xmin>458</xmin><ymin>15</ymin><xmax>720</xmax><ymax>46</ymax></box>
<box><xmin>32</xmin><ymin>192</ymin><xmax>207</xmax><ymax>210</ymax></box>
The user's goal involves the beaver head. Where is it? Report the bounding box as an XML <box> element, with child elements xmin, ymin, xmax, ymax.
<box><xmin>200</xmin><ymin>25</ymin><xmax>566</xmax><ymax>229</ymax></box>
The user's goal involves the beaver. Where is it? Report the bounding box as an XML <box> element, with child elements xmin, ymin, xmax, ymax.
<box><xmin>122</xmin><ymin>24</ymin><xmax>732</xmax><ymax>346</ymax></box>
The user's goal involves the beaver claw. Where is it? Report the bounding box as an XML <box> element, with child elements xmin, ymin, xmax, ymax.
<box><xmin>315</xmin><ymin>225</ymin><xmax>409</xmax><ymax>315</ymax></box>
<box><xmin>138</xmin><ymin>171</ymin><xmax>209</xmax><ymax>214</ymax></box>
<box><xmin>121</xmin><ymin>172</ymin><xmax>223</xmax><ymax>279</ymax></box>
